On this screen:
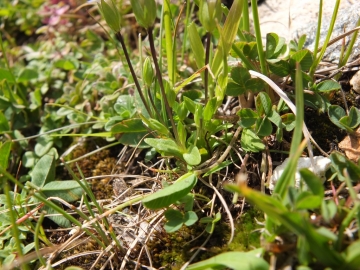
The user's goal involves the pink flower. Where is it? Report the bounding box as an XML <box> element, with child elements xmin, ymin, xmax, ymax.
<box><xmin>38</xmin><ymin>1</ymin><xmax>70</xmax><ymax>26</ymax></box>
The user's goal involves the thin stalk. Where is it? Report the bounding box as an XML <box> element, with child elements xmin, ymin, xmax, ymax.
<box><xmin>313</xmin><ymin>0</ymin><xmax>323</xmax><ymax>61</ymax></box>
<box><xmin>181</xmin><ymin>0</ymin><xmax>192</xmax><ymax>61</ymax></box>
<box><xmin>339</xmin><ymin>17</ymin><xmax>360</xmax><ymax>67</ymax></box>
<box><xmin>164</xmin><ymin>0</ymin><xmax>175</xmax><ymax>84</ymax></box>
<box><xmin>251</xmin><ymin>0</ymin><xmax>274</xmax><ymax>100</ymax></box>
<box><xmin>115</xmin><ymin>32</ymin><xmax>153</xmax><ymax>117</ymax></box>
<box><xmin>251</xmin><ymin>0</ymin><xmax>267</xmax><ymax>76</ymax></box>
<box><xmin>34</xmin><ymin>213</ymin><xmax>47</xmax><ymax>267</ymax></box>
<box><xmin>147</xmin><ymin>27</ymin><xmax>181</xmax><ymax>146</ymax></box>
<box><xmin>204</xmin><ymin>32</ymin><xmax>211</xmax><ymax>103</ymax></box>
<box><xmin>309</xmin><ymin>0</ymin><xmax>340</xmax><ymax>78</ymax></box>
<box><xmin>4</xmin><ymin>183</ymin><xmax>29</xmax><ymax>270</ymax></box>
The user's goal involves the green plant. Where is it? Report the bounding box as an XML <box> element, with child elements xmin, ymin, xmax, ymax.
<box><xmin>328</xmin><ymin>105</ymin><xmax>360</xmax><ymax>133</ymax></box>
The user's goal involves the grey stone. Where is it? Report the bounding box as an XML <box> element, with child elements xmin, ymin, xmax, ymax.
<box><xmin>294</xmin><ymin>3</ymin><xmax>360</xmax><ymax>64</ymax></box>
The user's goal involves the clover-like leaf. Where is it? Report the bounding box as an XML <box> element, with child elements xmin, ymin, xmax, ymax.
<box><xmin>315</xmin><ymin>80</ymin><xmax>341</xmax><ymax>92</ymax></box>
<box><xmin>238</xmin><ymin>108</ymin><xmax>258</xmax><ymax>128</ymax></box>
<box><xmin>240</xmin><ymin>128</ymin><xmax>265</xmax><ymax>152</ymax></box>
<box><xmin>226</xmin><ymin>66</ymin><xmax>264</xmax><ymax>96</ymax></box>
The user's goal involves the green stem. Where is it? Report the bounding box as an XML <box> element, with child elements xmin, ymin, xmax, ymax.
<box><xmin>34</xmin><ymin>213</ymin><xmax>47</xmax><ymax>267</ymax></box>
<box><xmin>242</xmin><ymin>0</ymin><xmax>250</xmax><ymax>32</ymax></box>
<box><xmin>4</xmin><ymin>183</ymin><xmax>29</xmax><ymax>270</ymax></box>
<box><xmin>181</xmin><ymin>0</ymin><xmax>192</xmax><ymax>62</ymax></box>
<box><xmin>115</xmin><ymin>32</ymin><xmax>153</xmax><ymax>117</ymax></box>
<box><xmin>164</xmin><ymin>0</ymin><xmax>175</xmax><ymax>84</ymax></box>
<box><xmin>147</xmin><ymin>27</ymin><xmax>181</xmax><ymax>146</ymax></box>
<box><xmin>309</xmin><ymin>0</ymin><xmax>340</xmax><ymax>78</ymax></box>
<box><xmin>204</xmin><ymin>32</ymin><xmax>211</xmax><ymax>103</ymax></box>
<box><xmin>251</xmin><ymin>0</ymin><xmax>267</xmax><ymax>76</ymax></box>
<box><xmin>313</xmin><ymin>0</ymin><xmax>323</xmax><ymax>61</ymax></box>
<box><xmin>251</xmin><ymin>0</ymin><xmax>274</xmax><ymax>100</ymax></box>
<box><xmin>340</xmin><ymin>17</ymin><xmax>360</xmax><ymax>67</ymax></box>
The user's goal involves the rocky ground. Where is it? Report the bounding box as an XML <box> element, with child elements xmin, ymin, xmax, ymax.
<box><xmin>256</xmin><ymin>0</ymin><xmax>356</xmax><ymax>41</ymax></box>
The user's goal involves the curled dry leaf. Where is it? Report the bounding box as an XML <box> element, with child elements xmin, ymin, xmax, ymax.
<box><xmin>338</xmin><ymin>127</ymin><xmax>360</xmax><ymax>162</ymax></box>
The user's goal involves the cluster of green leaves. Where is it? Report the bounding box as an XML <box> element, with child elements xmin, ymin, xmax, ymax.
<box><xmin>226</xmin><ymin>151</ymin><xmax>360</xmax><ymax>269</ymax></box>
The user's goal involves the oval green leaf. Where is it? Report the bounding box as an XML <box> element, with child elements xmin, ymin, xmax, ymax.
<box><xmin>142</xmin><ymin>172</ymin><xmax>197</xmax><ymax>210</ymax></box>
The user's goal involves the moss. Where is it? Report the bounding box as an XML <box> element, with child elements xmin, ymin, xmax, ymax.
<box><xmin>228</xmin><ymin>207</ymin><xmax>263</xmax><ymax>251</ymax></box>
<box><xmin>146</xmin><ymin>207</ymin><xmax>264</xmax><ymax>269</ymax></box>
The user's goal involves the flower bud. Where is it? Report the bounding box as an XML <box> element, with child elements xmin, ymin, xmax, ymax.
<box><xmin>199</xmin><ymin>0</ymin><xmax>222</xmax><ymax>33</ymax></box>
<box><xmin>142</xmin><ymin>57</ymin><xmax>154</xmax><ymax>87</ymax></box>
<box><xmin>129</xmin><ymin>0</ymin><xmax>157</xmax><ymax>29</ymax></box>
<box><xmin>98</xmin><ymin>0</ymin><xmax>121</xmax><ymax>32</ymax></box>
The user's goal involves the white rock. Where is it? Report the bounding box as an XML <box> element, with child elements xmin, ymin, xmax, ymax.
<box><xmin>269</xmin><ymin>156</ymin><xmax>331</xmax><ymax>192</ymax></box>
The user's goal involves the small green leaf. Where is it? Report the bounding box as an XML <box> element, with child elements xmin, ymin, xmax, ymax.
<box><xmin>0</xmin><ymin>141</ymin><xmax>11</xmax><ymax>170</ymax></box>
<box><xmin>256</xmin><ymin>117</ymin><xmax>272</xmax><ymax>137</ymax></box>
<box><xmin>255</xmin><ymin>92</ymin><xmax>272</xmax><ymax>115</ymax></box>
<box><xmin>267</xmin><ymin>59</ymin><xmax>290</xmax><ymax>77</ymax></box>
<box><xmin>142</xmin><ymin>172</ymin><xmax>197</xmax><ymax>210</ymax></box>
<box><xmin>347</xmin><ymin>106</ymin><xmax>360</xmax><ymax>128</ymax></box>
<box><xmin>42</xmin><ymin>181</ymin><xmax>84</xmax><ymax>202</ymax></box>
<box><xmin>43</xmin><ymin>206</ymin><xmax>71</xmax><ymax>228</ymax></box>
<box><xmin>183</xmin><ymin>96</ymin><xmax>197</xmax><ymax>114</ymax></box>
<box><xmin>34</xmin><ymin>136</ymin><xmax>54</xmax><ymax>157</ymax></box>
<box><xmin>111</xmin><ymin>118</ymin><xmax>147</xmax><ymax>133</ymax></box>
<box><xmin>330</xmin><ymin>152</ymin><xmax>360</xmax><ymax>182</ymax></box>
<box><xmin>266</xmin><ymin>33</ymin><xmax>284</xmax><ymax>59</ymax></box>
<box><xmin>31</xmin><ymin>154</ymin><xmax>56</xmax><ymax>188</ymax></box>
<box><xmin>145</xmin><ymin>138</ymin><xmax>183</xmax><ymax>158</ymax></box>
<box><xmin>226</xmin><ymin>66</ymin><xmax>264</xmax><ymax>96</ymax></box>
<box><xmin>184</xmin><ymin>211</ymin><xmax>198</xmax><ymax>226</ymax></box>
<box><xmin>299</xmin><ymin>169</ymin><xmax>324</xmax><ymax>198</ymax></box>
<box><xmin>183</xmin><ymin>145</ymin><xmax>201</xmax><ymax>166</ymax></box>
<box><xmin>321</xmin><ymin>200</ymin><xmax>337</xmax><ymax>223</ymax></box>
<box><xmin>345</xmin><ymin>240</ymin><xmax>360</xmax><ymax>269</ymax></box>
<box><xmin>295</xmin><ymin>191</ymin><xmax>322</xmax><ymax>210</ymax></box>
<box><xmin>281</xmin><ymin>113</ymin><xmax>296</xmax><ymax>131</ymax></box>
<box><xmin>0</xmin><ymin>111</ymin><xmax>9</xmax><ymax>132</ymax></box>
<box><xmin>177</xmin><ymin>121</ymin><xmax>187</xmax><ymax>146</ymax></box>
<box><xmin>328</xmin><ymin>105</ymin><xmax>347</xmax><ymax>130</ymax></box>
<box><xmin>290</xmin><ymin>49</ymin><xmax>313</xmax><ymax>71</ymax></box>
<box><xmin>140</xmin><ymin>115</ymin><xmax>169</xmax><ymax>136</ymax></box>
<box><xmin>238</xmin><ymin>108</ymin><xmax>258</xmax><ymax>128</ymax></box>
<box><xmin>164</xmin><ymin>209</ymin><xmax>184</xmax><ymax>233</ymax></box>
<box><xmin>188</xmin><ymin>23</ymin><xmax>205</xmax><ymax>70</ymax></box>
<box><xmin>203</xmin><ymin>97</ymin><xmax>217</xmax><ymax>121</ymax></box>
<box><xmin>0</xmin><ymin>68</ymin><xmax>15</xmax><ymax>83</ymax></box>
<box><xmin>54</xmin><ymin>58</ymin><xmax>79</xmax><ymax>71</ymax></box>
<box><xmin>315</xmin><ymin>80</ymin><xmax>341</xmax><ymax>92</ymax></box>
<box><xmin>241</xmin><ymin>128</ymin><xmax>265</xmax><ymax>152</ymax></box>
<box><xmin>268</xmin><ymin>110</ymin><xmax>282</xmax><ymax>127</ymax></box>
<box><xmin>187</xmin><ymin>251</ymin><xmax>269</xmax><ymax>270</ymax></box>
<box><xmin>18</xmin><ymin>68</ymin><xmax>38</xmax><ymax>82</ymax></box>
